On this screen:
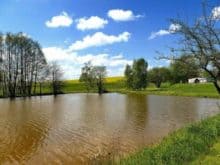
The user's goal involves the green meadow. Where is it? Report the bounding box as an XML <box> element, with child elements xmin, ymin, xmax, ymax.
<box><xmin>1</xmin><ymin>76</ymin><xmax>216</xmax><ymax>98</ymax></box>
<box><xmin>62</xmin><ymin>77</ymin><xmax>219</xmax><ymax>98</ymax></box>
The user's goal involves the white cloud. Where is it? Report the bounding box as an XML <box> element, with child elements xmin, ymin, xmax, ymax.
<box><xmin>169</xmin><ymin>24</ymin><xmax>181</xmax><ymax>32</ymax></box>
<box><xmin>148</xmin><ymin>30</ymin><xmax>170</xmax><ymax>40</ymax></box>
<box><xmin>76</xmin><ymin>16</ymin><xmax>108</xmax><ymax>31</ymax></box>
<box><xmin>108</xmin><ymin>9</ymin><xmax>143</xmax><ymax>21</ymax></box>
<box><xmin>43</xmin><ymin>47</ymin><xmax>132</xmax><ymax>79</ymax></box>
<box><xmin>69</xmin><ymin>31</ymin><xmax>131</xmax><ymax>51</ymax></box>
<box><xmin>212</xmin><ymin>6</ymin><xmax>220</xmax><ymax>20</ymax></box>
<box><xmin>148</xmin><ymin>23</ymin><xmax>181</xmax><ymax>40</ymax></box>
<box><xmin>46</xmin><ymin>12</ymin><xmax>73</xmax><ymax>28</ymax></box>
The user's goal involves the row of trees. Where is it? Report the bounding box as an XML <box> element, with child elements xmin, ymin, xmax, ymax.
<box><xmin>148</xmin><ymin>55</ymin><xmax>201</xmax><ymax>88</ymax></box>
<box><xmin>123</xmin><ymin>55</ymin><xmax>208</xmax><ymax>90</ymax></box>
<box><xmin>0</xmin><ymin>33</ymin><xmax>63</xmax><ymax>98</ymax></box>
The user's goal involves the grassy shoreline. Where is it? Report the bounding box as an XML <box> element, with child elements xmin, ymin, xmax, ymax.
<box><xmin>0</xmin><ymin>77</ymin><xmax>219</xmax><ymax>99</ymax></box>
<box><xmin>118</xmin><ymin>114</ymin><xmax>220</xmax><ymax>165</ymax></box>
<box><xmin>64</xmin><ymin>77</ymin><xmax>220</xmax><ymax>98</ymax></box>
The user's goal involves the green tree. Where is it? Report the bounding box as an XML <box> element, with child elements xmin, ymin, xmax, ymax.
<box><xmin>148</xmin><ymin>67</ymin><xmax>171</xmax><ymax>88</ymax></box>
<box><xmin>124</xmin><ymin>58</ymin><xmax>148</xmax><ymax>90</ymax></box>
<box><xmin>79</xmin><ymin>62</ymin><xmax>95</xmax><ymax>92</ymax></box>
<box><xmin>80</xmin><ymin>63</ymin><xmax>107</xmax><ymax>94</ymax></box>
<box><xmin>170</xmin><ymin>55</ymin><xmax>200</xmax><ymax>83</ymax></box>
<box><xmin>124</xmin><ymin>64</ymin><xmax>133</xmax><ymax>88</ymax></box>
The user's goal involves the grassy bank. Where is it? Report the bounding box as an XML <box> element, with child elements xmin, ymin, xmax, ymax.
<box><xmin>116</xmin><ymin>83</ymin><xmax>219</xmax><ymax>98</ymax></box>
<box><xmin>190</xmin><ymin>139</ymin><xmax>220</xmax><ymax>164</ymax></box>
<box><xmin>62</xmin><ymin>77</ymin><xmax>219</xmax><ymax>98</ymax></box>
<box><xmin>1</xmin><ymin>77</ymin><xmax>218</xmax><ymax>98</ymax></box>
<box><xmin>118</xmin><ymin>114</ymin><xmax>220</xmax><ymax>165</ymax></box>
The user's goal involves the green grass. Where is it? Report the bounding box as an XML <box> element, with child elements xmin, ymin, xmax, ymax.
<box><xmin>32</xmin><ymin>77</ymin><xmax>219</xmax><ymax>98</ymax></box>
<box><xmin>62</xmin><ymin>77</ymin><xmax>219</xmax><ymax>98</ymax></box>
<box><xmin>115</xmin><ymin>82</ymin><xmax>219</xmax><ymax>98</ymax></box>
<box><xmin>61</xmin><ymin>77</ymin><xmax>219</xmax><ymax>98</ymax></box>
<box><xmin>118</xmin><ymin>114</ymin><xmax>220</xmax><ymax>165</ymax></box>
<box><xmin>1</xmin><ymin>77</ymin><xmax>218</xmax><ymax>98</ymax></box>
<box><xmin>190</xmin><ymin>140</ymin><xmax>220</xmax><ymax>165</ymax></box>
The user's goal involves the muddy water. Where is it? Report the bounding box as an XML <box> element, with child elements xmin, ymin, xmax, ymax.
<box><xmin>0</xmin><ymin>93</ymin><xmax>219</xmax><ymax>164</ymax></box>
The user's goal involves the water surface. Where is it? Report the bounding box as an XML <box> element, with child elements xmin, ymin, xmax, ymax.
<box><xmin>0</xmin><ymin>93</ymin><xmax>219</xmax><ymax>164</ymax></box>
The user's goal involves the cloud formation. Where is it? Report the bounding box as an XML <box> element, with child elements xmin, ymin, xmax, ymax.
<box><xmin>76</xmin><ymin>16</ymin><xmax>108</xmax><ymax>31</ymax></box>
<box><xmin>46</xmin><ymin>12</ymin><xmax>73</xmax><ymax>28</ymax></box>
<box><xmin>108</xmin><ymin>9</ymin><xmax>142</xmax><ymax>21</ymax></box>
<box><xmin>69</xmin><ymin>31</ymin><xmax>131</xmax><ymax>51</ymax></box>
<box><xmin>212</xmin><ymin>6</ymin><xmax>220</xmax><ymax>20</ymax></box>
<box><xmin>43</xmin><ymin>47</ymin><xmax>132</xmax><ymax>79</ymax></box>
<box><xmin>148</xmin><ymin>23</ymin><xmax>181</xmax><ymax>40</ymax></box>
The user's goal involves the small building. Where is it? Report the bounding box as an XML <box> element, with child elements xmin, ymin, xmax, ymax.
<box><xmin>188</xmin><ymin>77</ymin><xmax>207</xmax><ymax>84</ymax></box>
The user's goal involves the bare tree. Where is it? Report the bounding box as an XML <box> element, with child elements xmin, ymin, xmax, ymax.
<box><xmin>36</xmin><ymin>63</ymin><xmax>50</xmax><ymax>95</ymax></box>
<box><xmin>0</xmin><ymin>34</ymin><xmax>3</xmax><ymax>96</ymax></box>
<box><xmin>49</xmin><ymin>62</ymin><xmax>63</xmax><ymax>95</ymax></box>
<box><xmin>0</xmin><ymin>32</ymin><xmax>47</xmax><ymax>97</ymax></box>
<box><xmin>93</xmin><ymin>66</ymin><xmax>106</xmax><ymax>94</ymax></box>
<box><xmin>79</xmin><ymin>62</ymin><xmax>95</xmax><ymax>92</ymax></box>
<box><xmin>162</xmin><ymin>3</ymin><xmax>220</xmax><ymax>93</ymax></box>
<box><xmin>79</xmin><ymin>63</ymin><xmax>107</xmax><ymax>94</ymax></box>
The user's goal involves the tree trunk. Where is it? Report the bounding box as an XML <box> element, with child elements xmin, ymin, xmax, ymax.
<box><xmin>213</xmin><ymin>81</ymin><xmax>220</xmax><ymax>94</ymax></box>
<box><xmin>40</xmin><ymin>82</ymin><xmax>42</xmax><ymax>96</ymax></box>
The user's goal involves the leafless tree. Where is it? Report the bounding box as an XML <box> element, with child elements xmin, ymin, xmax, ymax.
<box><xmin>49</xmin><ymin>62</ymin><xmax>63</xmax><ymax>95</ymax></box>
<box><xmin>93</xmin><ymin>66</ymin><xmax>106</xmax><ymax>94</ymax></box>
<box><xmin>162</xmin><ymin>3</ymin><xmax>220</xmax><ymax>93</ymax></box>
<box><xmin>79</xmin><ymin>63</ymin><xmax>107</xmax><ymax>94</ymax></box>
<box><xmin>0</xmin><ymin>32</ymin><xmax>47</xmax><ymax>97</ymax></box>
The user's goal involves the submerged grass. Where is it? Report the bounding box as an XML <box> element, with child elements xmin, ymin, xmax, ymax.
<box><xmin>118</xmin><ymin>114</ymin><xmax>220</xmax><ymax>165</ymax></box>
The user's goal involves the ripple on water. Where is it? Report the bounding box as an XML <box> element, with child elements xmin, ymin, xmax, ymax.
<box><xmin>0</xmin><ymin>94</ymin><xmax>220</xmax><ymax>164</ymax></box>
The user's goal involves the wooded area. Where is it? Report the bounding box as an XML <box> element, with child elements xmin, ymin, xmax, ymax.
<box><xmin>0</xmin><ymin>33</ymin><xmax>62</xmax><ymax>97</ymax></box>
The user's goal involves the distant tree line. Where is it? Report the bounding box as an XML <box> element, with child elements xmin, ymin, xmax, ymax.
<box><xmin>0</xmin><ymin>32</ymin><xmax>63</xmax><ymax>98</ymax></box>
<box><xmin>123</xmin><ymin>55</ymin><xmax>203</xmax><ymax>90</ymax></box>
<box><xmin>78</xmin><ymin>55</ymin><xmax>204</xmax><ymax>93</ymax></box>
<box><xmin>148</xmin><ymin>55</ymin><xmax>201</xmax><ymax>88</ymax></box>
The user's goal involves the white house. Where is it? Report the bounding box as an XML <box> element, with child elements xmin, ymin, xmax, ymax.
<box><xmin>188</xmin><ymin>77</ymin><xmax>207</xmax><ymax>84</ymax></box>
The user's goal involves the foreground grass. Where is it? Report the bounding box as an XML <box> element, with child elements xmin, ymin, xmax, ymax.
<box><xmin>118</xmin><ymin>114</ymin><xmax>220</xmax><ymax>165</ymax></box>
<box><xmin>190</xmin><ymin>140</ymin><xmax>220</xmax><ymax>165</ymax></box>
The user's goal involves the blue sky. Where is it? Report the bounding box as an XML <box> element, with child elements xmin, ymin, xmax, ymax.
<box><xmin>0</xmin><ymin>0</ymin><xmax>219</xmax><ymax>79</ymax></box>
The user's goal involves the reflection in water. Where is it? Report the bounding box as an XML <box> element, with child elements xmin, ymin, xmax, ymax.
<box><xmin>0</xmin><ymin>94</ymin><xmax>219</xmax><ymax>164</ymax></box>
